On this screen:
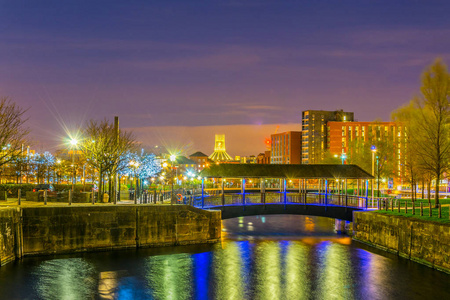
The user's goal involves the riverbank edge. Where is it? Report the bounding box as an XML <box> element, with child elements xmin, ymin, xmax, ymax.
<box><xmin>353</xmin><ymin>211</ymin><xmax>450</xmax><ymax>274</ymax></box>
<box><xmin>0</xmin><ymin>205</ymin><xmax>221</xmax><ymax>267</ymax></box>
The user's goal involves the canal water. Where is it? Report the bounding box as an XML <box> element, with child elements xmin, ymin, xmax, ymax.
<box><xmin>1</xmin><ymin>215</ymin><xmax>449</xmax><ymax>299</ymax></box>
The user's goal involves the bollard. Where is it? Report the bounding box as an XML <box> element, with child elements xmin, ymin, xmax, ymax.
<box><xmin>420</xmin><ymin>202</ymin><xmax>423</xmax><ymax>216</ymax></box>
<box><xmin>391</xmin><ymin>200</ymin><xmax>394</xmax><ymax>212</ymax></box>
<box><xmin>18</xmin><ymin>189</ymin><xmax>21</xmax><ymax>205</ymax></box>
<box><xmin>44</xmin><ymin>190</ymin><xmax>47</xmax><ymax>205</ymax></box>
<box><xmin>412</xmin><ymin>201</ymin><xmax>415</xmax><ymax>215</ymax></box>
<box><xmin>439</xmin><ymin>204</ymin><xmax>442</xmax><ymax>218</ymax></box>
<box><xmin>429</xmin><ymin>202</ymin><xmax>432</xmax><ymax>217</ymax></box>
<box><xmin>405</xmin><ymin>201</ymin><xmax>407</xmax><ymax>214</ymax></box>
<box><xmin>69</xmin><ymin>190</ymin><xmax>72</xmax><ymax>206</ymax></box>
<box><xmin>397</xmin><ymin>200</ymin><xmax>400</xmax><ymax>213</ymax></box>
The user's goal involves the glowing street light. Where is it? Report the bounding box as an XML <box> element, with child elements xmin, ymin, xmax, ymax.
<box><xmin>129</xmin><ymin>160</ymin><xmax>140</xmax><ymax>204</ymax></box>
<box><xmin>68</xmin><ymin>136</ymin><xmax>79</xmax><ymax>191</ymax></box>
<box><xmin>340</xmin><ymin>153</ymin><xmax>346</xmax><ymax>165</ymax></box>
<box><xmin>70</xmin><ymin>138</ymin><xmax>78</xmax><ymax>147</ymax></box>
<box><xmin>371</xmin><ymin>145</ymin><xmax>377</xmax><ymax>202</ymax></box>
<box><xmin>168</xmin><ymin>154</ymin><xmax>177</xmax><ymax>204</ymax></box>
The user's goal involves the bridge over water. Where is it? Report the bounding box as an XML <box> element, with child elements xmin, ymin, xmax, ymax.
<box><xmin>190</xmin><ymin>164</ymin><xmax>378</xmax><ymax>221</ymax></box>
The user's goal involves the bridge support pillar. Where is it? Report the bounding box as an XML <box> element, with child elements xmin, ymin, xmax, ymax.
<box><xmin>345</xmin><ymin>179</ymin><xmax>348</xmax><ymax>209</ymax></box>
<box><xmin>318</xmin><ymin>179</ymin><xmax>322</xmax><ymax>204</ymax></box>
<box><xmin>365</xmin><ymin>180</ymin><xmax>369</xmax><ymax>209</ymax></box>
<box><xmin>241</xmin><ymin>178</ymin><xmax>246</xmax><ymax>208</ymax></box>
<box><xmin>304</xmin><ymin>179</ymin><xmax>308</xmax><ymax>204</ymax></box>
<box><xmin>261</xmin><ymin>179</ymin><xmax>265</xmax><ymax>204</ymax></box>
<box><xmin>335</xmin><ymin>219</ymin><xmax>346</xmax><ymax>234</ymax></box>
<box><xmin>201</xmin><ymin>178</ymin><xmax>205</xmax><ymax>208</ymax></box>
<box><xmin>221</xmin><ymin>179</ymin><xmax>225</xmax><ymax>206</ymax></box>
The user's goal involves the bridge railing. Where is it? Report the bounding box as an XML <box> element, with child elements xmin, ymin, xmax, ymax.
<box><xmin>190</xmin><ymin>191</ymin><xmax>384</xmax><ymax>210</ymax></box>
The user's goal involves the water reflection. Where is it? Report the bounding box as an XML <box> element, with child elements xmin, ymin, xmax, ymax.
<box><xmin>2</xmin><ymin>215</ymin><xmax>449</xmax><ymax>299</ymax></box>
<box><xmin>145</xmin><ymin>253</ymin><xmax>192</xmax><ymax>300</ymax></box>
<box><xmin>254</xmin><ymin>241</ymin><xmax>282</xmax><ymax>299</ymax></box>
<box><xmin>284</xmin><ymin>241</ymin><xmax>310</xmax><ymax>300</ymax></box>
<box><xmin>212</xmin><ymin>242</ymin><xmax>244</xmax><ymax>300</ymax></box>
<box><xmin>34</xmin><ymin>258</ymin><xmax>96</xmax><ymax>300</ymax></box>
<box><xmin>317</xmin><ymin>242</ymin><xmax>354</xmax><ymax>299</ymax></box>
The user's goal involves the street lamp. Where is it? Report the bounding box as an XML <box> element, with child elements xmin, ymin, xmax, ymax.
<box><xmin>371</xmin><ymin>145</ymin><xmax>377</xmax><ymax>205</ymax></box>
<box><xmin>69</xmin><ymin>138</ymin><xmax>78</xmax><ymax>191</ymax></box>
<box><xmin>169</xmin><ymin>155</ymin><xmax>177</xmax><ymax>204</ymax></box>
<box><xmin>129</xmin><ymin>160</ymin><xmax>140</xmax><ymax>203</ymax></box>
<box><xmin>340</xmin><ymin>153</ymin><xmax>346</xmax><ymax>165</ymax></box>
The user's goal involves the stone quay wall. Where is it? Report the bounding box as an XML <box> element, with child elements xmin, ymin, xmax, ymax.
<box><xmin>0</xmin><ymin>208</ymin><xmax>20</xmax><ymax>266</ymax></box>
<box><xmin>353</xmin><ymin>211</ymin><xmax>450</xmax><ymax>273</ymax></box>
<box><xmin>0</xmin><ymin>205</ymin><xmax>221</xmax><ymax>266</ymax></box>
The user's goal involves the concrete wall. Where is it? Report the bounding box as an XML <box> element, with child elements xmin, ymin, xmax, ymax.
<box><xmin>0</xmin><ymin>208</ymin><xmax>20</xmax><ymax>266</ymax></box>
<box><xmin>353</xmin><ymin>211</ymin><xmax>450</xmax><ymax>273</ymax></box>
<box><xmin>0</xmin><ymin>205</ymin><xmax>221</xmax><ymax>266</ymax></box>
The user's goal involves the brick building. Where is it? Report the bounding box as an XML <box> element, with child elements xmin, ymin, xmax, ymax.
<box><xmin>271</xmin><ymin>131</ymin><xmax>301</xmax><ymax>164</ymax></box>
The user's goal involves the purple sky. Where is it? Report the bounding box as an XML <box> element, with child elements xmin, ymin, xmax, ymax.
<box><xmin>1</xmin><ymin>1</ymin><xmax>450</xmax><ymax>156</ymax></box>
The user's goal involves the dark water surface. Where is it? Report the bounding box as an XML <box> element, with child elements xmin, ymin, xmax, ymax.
<box><xmin>1</xmin><ymin>215</ymin><xmax>449</xmax><ymax>299</ymax></box>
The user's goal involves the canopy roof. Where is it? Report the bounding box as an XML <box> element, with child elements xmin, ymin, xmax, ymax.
<box><xmin>200</xmin><ymin>164</ymin><xmax>373</xmax><ymax>179</ymax></box>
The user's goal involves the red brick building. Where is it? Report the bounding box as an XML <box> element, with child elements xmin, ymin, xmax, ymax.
<box><xmin>271</xmin><ymin>131</ymin><xmax>301</xmax><ymax>164</ymax></box>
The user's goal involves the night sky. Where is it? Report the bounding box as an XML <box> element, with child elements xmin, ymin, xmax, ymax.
<box><xmin>1</xmin><ymin>1</ymin><xmax>450</xmax><ymax>156</ymax></box>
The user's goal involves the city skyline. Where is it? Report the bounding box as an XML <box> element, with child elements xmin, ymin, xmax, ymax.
<box><xmin>2</xmin><ymin>1</ymin><xmax>450</xmax><ymax>155</ymax></box>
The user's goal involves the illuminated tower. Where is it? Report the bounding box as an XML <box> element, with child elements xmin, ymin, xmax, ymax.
<box><xmin>209</xmin><ymin>134</ymin><xmax>233</xmax><ymax>162</ymax></box>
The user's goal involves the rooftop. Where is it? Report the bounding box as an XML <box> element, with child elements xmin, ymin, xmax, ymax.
<box><xmin>200</xmin><ymin>164</ymin><xmax>373</xmax><ymax>179</ymax></box>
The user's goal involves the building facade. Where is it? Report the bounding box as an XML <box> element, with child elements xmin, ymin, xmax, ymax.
<box><xmin>327</xmin><ymin>121</ymin><xmax>407</xmax><ymax>183</ymax></box>
<box><xmin>270</xmin><ymin>131</ymin><xmax>301</xmax><ymax>164</ymax></box>
<box><xmin>189</xmin><ymin>151</ymin><xmax>212</xmax><ymax>171</ymax></box>
<box><xmin>257</xmin><ymin>150</ymin><xmax>271</xmax><ymax>164</ymax></box>
<box><xmin>301</xmin><ymin>110</ymin><xmax>354</xmax><ymax>164</ymax></box>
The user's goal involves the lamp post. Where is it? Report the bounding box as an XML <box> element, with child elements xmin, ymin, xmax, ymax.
<box><xmin>371</xmin><ymin>145</ymin><xmax>377</xmax><ymax>206</ymax></box>
<box><xmin>56</xmin><ymin>159</ymin><xmax>61</xmax><ymax>184</ymax></box>
<box><xmin>129</xmin><ymin>161</ymin><xmax>139</xmax><ymax>204</ymax></box>
<box><xmin>169</xmin><ymin>155</ymin><xmax>176</xmax><ymax>204</ymax></box>
<box><xmin>340</xmin><ymin>153</ymin><xmax>346</xmax><ymax>165</ymax></box>
<box><xmin>69</xmin><ymin>138</ymin><xmax>78</xmax><ymax>191</ymax></box>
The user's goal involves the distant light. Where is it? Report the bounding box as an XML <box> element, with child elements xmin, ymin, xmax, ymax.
<box><xmin>70</xmin><ymin>138</ymin><xmax>78</xmax><ymax>146</ymax></box>
<box><xmin>197</xmin><ymin>176</ymin><xmax>202</xmax><ymax>180</ymax></box>
<box><xmin>162</xmin><ymin>162</ymin><xmax>168</xmax><ymax>168</ymax></box>
<box><xmin>170</xmin><ymin>155</ymin><xmax>176</xmax><ymax>162</ymax></box>
<box><xmin>371</xmin><ymin>145</ymin><xmax>377</xmax><ymax>152</ymax></box>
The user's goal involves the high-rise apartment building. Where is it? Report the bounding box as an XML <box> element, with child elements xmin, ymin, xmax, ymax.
<box><xmin>301</xmin><ymin>110</ymin><xmax>354</xmax><ymax>164</ymax></box>
<box><xmin>271</xmin><ymin>131</ymin><xmax>301</xmax><ymax>164</ymax></box>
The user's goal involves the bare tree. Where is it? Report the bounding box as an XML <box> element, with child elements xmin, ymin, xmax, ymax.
<box><xmin>0</xmin><ymin>97</ymin><xmax>29</xmax><ymax>169</ymax></box>
<box><xmin>411</xmin><ymin>59</ymin><xmax>450</xmax><ymax>207</ymax></box>
<box><xmin>80</xmin><ymin>119</ymin><xmax>135</xmax><ymax>201</ymax></box>
<box><xmin>392</xmin><ymin>101</ymin><xmax>422</xmax><ymax>200</ymax></box>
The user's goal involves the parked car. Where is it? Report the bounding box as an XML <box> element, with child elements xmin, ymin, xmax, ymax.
<box><xmin>33</xmin><ymin>184</ymin><xmax>54</xmax><ymax>192</ymax></box>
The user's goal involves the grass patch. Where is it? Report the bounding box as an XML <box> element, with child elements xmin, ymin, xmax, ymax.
<box><xmin>375</xmin><ymin>202</ymin><xmax>450</xmax><ymax>224</ymax></box>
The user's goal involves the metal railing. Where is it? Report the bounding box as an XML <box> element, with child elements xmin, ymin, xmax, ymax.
<box><xmin>189</xmin><ymin>191</ymin><xmax>383</xmax><ymax>210</ymax></box>
<box><xmin>0</xmin><ymin>188</ymin><xmax>386</xmax><ymax>210</ymax></box>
